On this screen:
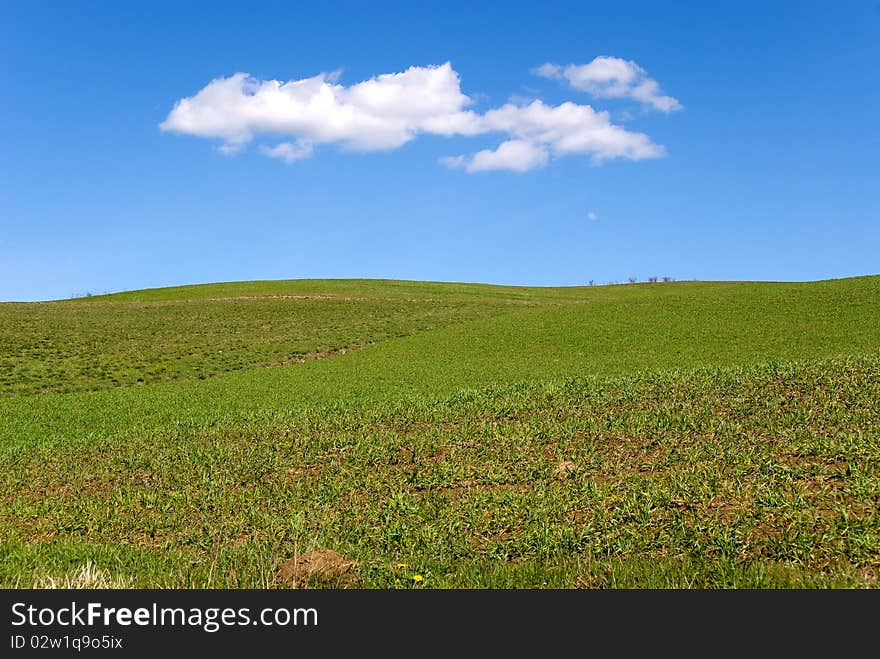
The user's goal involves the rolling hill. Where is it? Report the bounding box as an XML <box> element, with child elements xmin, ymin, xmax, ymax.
<box><xmin>1</xmin><ymin>276</ymin><xmax>878</xmax><ymax>587</ymax></box>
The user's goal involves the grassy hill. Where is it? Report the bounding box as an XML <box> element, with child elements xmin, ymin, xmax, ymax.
<box><xmin>1</xmin><ymin>276</ymin><xmax>878</xmax><ymax>587</ymax></box>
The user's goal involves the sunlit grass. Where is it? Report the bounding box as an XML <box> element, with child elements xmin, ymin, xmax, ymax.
<box><xmin>1</xmin><ymin>276</ymin><xmax>878</xmax><ymax>587</ymax></box>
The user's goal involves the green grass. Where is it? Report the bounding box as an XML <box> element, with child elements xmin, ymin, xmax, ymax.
<box><xmin>2</xmin><ymin>356</ymin><xmax>877</xmax><ymax>588</ymax></box>
<box><xmin>0</xmin><ymin>296</ymin><xmax>520</xmax><ymax>395</ymax></box>
<box><xmin>1</xmin><ymin>276</ymin><xmax>878</xmax><ymax>587</ymax></box>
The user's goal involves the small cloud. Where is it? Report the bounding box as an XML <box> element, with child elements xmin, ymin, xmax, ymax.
<box><xmin>535</xmin><ymin>56</ymin><xmax>682</xmax><ymax>113</ymax></box>
<box><xmin>533</xmin><ymin>63</ymin><xmax>563</xmax><ymax>79</ymax></box>
<box><xmin>217</xmin><ymin>142</ymin><xmax>246</xmax><ymax>155</ymax></box>
<box><xmin>439</xmin><ymin>155</ymin><xmax>468</xmax><ymax>170</ymax></box>
<box><xmin>259</xmin><ymin>141</ymin><xmax>313</xmax><ymax>164</ymax></box>
<box><xmin>468</xmin><ymin>139</ymin><xmax>549</xmax><ymax>172</ymax></box>
<box><xmin>443</xmin><ymin>139</ymin><xmax>550</xmax><ymax>173</ymax></box>
<box><xmin>587</xmin><ymin>211</ymin><xmax>598</xmax><ymax>221</ymax></box>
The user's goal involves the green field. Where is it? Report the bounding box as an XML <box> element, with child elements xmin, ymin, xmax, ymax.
<box><xmin>1</xmin><ymin>276</ymin><xmax>878</xmax><ymax>587</ymax></box>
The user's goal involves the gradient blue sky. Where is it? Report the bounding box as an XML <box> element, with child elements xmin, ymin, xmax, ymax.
<box><xmin>1</xmin><ymin>1</ymin><xmax>878</xmax><ymax>301</ymax></box>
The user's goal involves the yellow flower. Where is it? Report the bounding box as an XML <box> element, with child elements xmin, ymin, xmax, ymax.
<box><xmin>412</xmin><ymin>574</ymin><xmax>424</xmax><ymax>582</ymax></box>
<box><xmin>396</xmin><ymin>563</ymin><xmax>408</xmax><ymax>569</ymax></box>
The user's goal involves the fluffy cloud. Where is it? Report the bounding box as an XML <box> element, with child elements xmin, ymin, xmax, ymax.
<box><xmin>162</xmin><ymin>61</ymin><xmax>673</xmax><ymax>172</ymax></box>
<box><xmin>535</xmin><ymin>57</ymin><xmax>682</xmax><ymax>113</ymax></box>
<box><xmin>587</xmin><ymin>211</ymin><xmax>598</xmax><ymax>221</ymax></box>
<box><xmin>481</xmin><ymin>100</ymin><xmax>663</xmax><ymax>161</ymax></box>
<box><xmin>442</xmin><ymin>139</ymin><xmax>550</xmax><ymax>173</ymax></box>
<box><xmin>161</xmin><ymin>63</ymin><xmax>476</xmax><ymax>152</ymax></box>
<box><xmin>441</xmin><ymin>100</ymin><xmax>663</xmax><ymax>172</ymax></box>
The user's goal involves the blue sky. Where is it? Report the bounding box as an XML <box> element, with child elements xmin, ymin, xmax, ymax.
<box><xmin>1</xmin><ymin>1</ymin><xmax>878</xmax><ymax>301</ymax></box>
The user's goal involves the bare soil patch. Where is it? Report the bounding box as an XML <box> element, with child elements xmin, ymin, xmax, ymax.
<box><xmin>275</xmin><ymin>548</ymin><xmax>359</xmax><ymax>588</ymax></box>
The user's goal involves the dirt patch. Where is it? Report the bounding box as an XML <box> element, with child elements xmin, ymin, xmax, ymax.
<box><xmin>554</xmin><ymin>461</ymin><xmax>577</xmax><ymax>480</ymax></box>
<box><xmin>777</xmin><ymin>454</ymin><xmax>849</xmax><ymax>472</ymax></box>
<box><xmin>275</xmin><ymin>548</ymin><xmax>358</xmax><ymax>588</ymax></box>
<box><xmin>267</xmin><ymin>345</ymin><xmax>363</xmax><ymax>368</ymax></box>
<box><xmin>284</xmin><ymin>464</ymin><xmax>323</xmax><ymax>478</ymax></box>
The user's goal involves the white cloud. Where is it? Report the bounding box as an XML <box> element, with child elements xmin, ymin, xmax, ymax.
<box><xmin>587</xmin><ymin>211</ymin><xmax>598</xmax><ymax>221</ymax></box>
<box><xmin>442</xmin><ymin>100</ymin><xmax>663</xmax><ymax>172</ymax></box>
<box><xmin>443</xmin><ymin>139</ymin><xmax>549</xmax><ymax>173</ymax></box>
<box><xmin>438</xmin><ymin>155</ymin><xmax>468</xmax><ymax>170</ymax></box>
<box><xmin>534</xmin><ymin>63</ymin><xmax>564</xmax><ymax>80</ymax></box>
<box><xmin>259</xmin><ymin>141</ymin><xmax>314</xmax><ymax>164</ymax></box>
<box><xmin>217</xmin><ymin>142</ymin><xmax>245</xmax><ymax>155</ymax></box>
<box><xmin>162</xmin><ymin>61</ymin><xmax>671</xmax><ymax>171</ymax></box>
<box><xmin>481</xmin><ymin>100</ymin><xmax>664</xmax><ymax>161</ymax></box>
<box><xmin>535</xmin><ymin>56</ymin><xmax>682</xmax><ymax>113</ymax></box>
<box><xmin>161</xmin><ymin>63</ymin><xmax>476</xmax><ymax>154</ymax></box>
